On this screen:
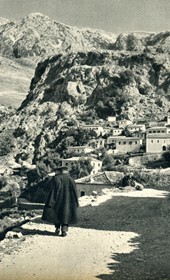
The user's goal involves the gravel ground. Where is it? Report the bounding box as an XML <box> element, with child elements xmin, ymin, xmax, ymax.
<box><xmin>0</xmin><ymin>187</ymin><xmax>170</xmax><ymax>280</ymax></box>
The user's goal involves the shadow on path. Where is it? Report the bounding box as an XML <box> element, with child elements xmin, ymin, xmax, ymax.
<box><xmin>20</xmin><ymin>227</ymin><xmax>57</xmax><ymax>237</ymax></box>
<box><xmin>74</xmin><ymin>188</ymin><xmax>170</xmax><ymax>280</ymax></box>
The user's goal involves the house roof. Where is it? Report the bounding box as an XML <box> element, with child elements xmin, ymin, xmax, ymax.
<box><xmin>107</xmin><ymin>136</ymin><xmax>141</xmax><ymax>140</ymax></box>
<box><xmin>147</xmin><ymin>126</ymin><xmax>167</xmax><ymax>130</ymax></box>
<box><xmin>62</xmin><ymin>157</ymin><xmax>102</xmax><ymax>162</ymax></box>
<box><xmin>146</xmin><ymin>133</ymin><xmax>170</xmax><ymax>139</ymax></box>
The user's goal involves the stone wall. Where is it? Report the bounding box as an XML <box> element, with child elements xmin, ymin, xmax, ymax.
<box><xmin>76</xmin><ymin>183</ymin><xmax>114</xmax><ymax>197</ymax></box>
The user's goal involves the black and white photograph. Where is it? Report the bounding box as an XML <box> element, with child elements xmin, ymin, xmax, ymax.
<box><xmin>0</xmin><ymin>0</ymin><xmax>170</xmax><ymax>279</ymax></box>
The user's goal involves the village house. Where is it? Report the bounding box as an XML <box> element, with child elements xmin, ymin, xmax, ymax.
<box><xmin>146</xmin><ymin>126</ymin><xmax>170</xmax><ymax>153</ymax></box>
<box><xmin>107</xmin><ymin>136</ymin><xmax>142</xmax><ymax>154</ymax></box>
<box><xmin>126</xmin><ymin>124</ymin><xmax>146</xmax><ymax>133</ymax></box>
<box><xmin>88</xmin><ymin>138</ymin><xmax>105</xmax><ymax>149</ymax></box>
<box><xmin>61</xmin><ymin>157</ymin><xmax>102</xmax><ymax>175</ymax></box>
<box><xmin>67</xmin><ymin>146</ymin><xmax>94</xmax><ymax>154</ymax></box>
<box><xmin>118</xmin><ymin>119</ymin><xmax>132</xmax><ymax>129</ymax></box>
<box><xmin>80</xmin><ymin>124</ymin><xmax>104</xmax><ymax>136</ymax></box>
<box><xmin>110</xmin><ymin>127</ymin><xmax>123</xmax><ymax>136</ymax></box>
<box><xmin>107</xmin><ymin>116</ymin><xmax>116</xmax><ymax>125</ymax></box>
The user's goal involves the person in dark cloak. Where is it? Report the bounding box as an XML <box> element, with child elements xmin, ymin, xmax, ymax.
<box><xmin>42</xmin><ymin>166</ymin><xmax>79</xmax><ymax>237</ymax></box>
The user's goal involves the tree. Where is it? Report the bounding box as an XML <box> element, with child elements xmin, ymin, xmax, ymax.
<box><xmin>0</xmin><ymin>130</ymin><xmax>15</xmax><ymax>156</ymax></box>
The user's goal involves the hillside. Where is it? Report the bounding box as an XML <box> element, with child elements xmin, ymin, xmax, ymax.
<box><xmin>0</xmin><ymin>13</ymin><xmax>169</xmax><ymax>173</ymax></box>
<box><xmin>0</xmin><ymin>43</ymin><xmax>169</xmax><ymax>169</ymax></box>
<box><xmin>0</xmin><ymin>56</ymin><xmax>38</xmax><ymax>107</ymax></box>
<box><xmin>0</xmin><ymin>12</ymin><xmax>117</xmax><ymax>58</ymax></box>
<box><xmin>0</xmin><ymin>13</ymin><xmax>117</xmax><ymax>107</ymax></box>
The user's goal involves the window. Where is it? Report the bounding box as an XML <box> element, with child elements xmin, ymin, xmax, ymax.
<box><xmin>98</xmin><ymin>163</ymin><xmax>101</xmax><ymax>167</ymax></box>
<box><xmin>151</xmin><ymin>140</ymin><xmax>153</xmax><ymax>143</ymax></box>
<box><xmin>119</xmin><ymin>142</ymin><xmax>121</xmax><ymax>145</ymax></box>
<box><xmin>80</xmin><ymin>191</ymin><xmax>85</xmax><ymax>197</ymax></box>
<box><xmin>123</xmin><ymin>141</ymin><xmax>126</xmax><ymax>145</ymax></box>
<box><xmin>157</xmin><ymin>140</ymin><xmax>159</xmax><ymax>143</ymax></box>
<box><xmin>66</xmin><ymin>163</ymin><xmax>68</xmax><ymax>166</ymax></box>
<box><xmin>135</xmin><ymin>141</ymin><xmax>137</xmax><ymax>144</ymax></box>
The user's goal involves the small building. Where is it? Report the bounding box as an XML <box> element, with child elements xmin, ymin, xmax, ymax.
<box><xmin>110</xmin><ymin>127</ymin><xmax>123</xmax><ymax>136</ymax></box>
<box><xmin>61</xmin><ymin>157</ymin><xmax>102</xmax><ymax>175</ymax></box>
<box><xmin>118</xmin><ymin>119</ymin><xmax>132</xmax><ymax>129</ymax></box>
<box><xmin>147</xmin><ymin>126</ymin><xmax>170</xmax><ymax>134</ymax></box>
<box><xmin>146</xmin><ymin>133</ymin><xmax>170</xmax><ymax>153</ymax></box>
<box><xmin>102</xmin><ymin>126</ymin><xmax>112</xmax><ymax>136</ymax></box>
<box><xmin>80</xmin><ymin>124</ymin><xmax>104</xmax><ymax>136</ymax></box>
<box><xmin>67</xmin><ymin>146</ymin><xmax>94</xmax><ymax>154</ymax></box>
<box><xmin>126</xmin><ymin>124</ymin><xmax>146</xmax><ymax>133</ymax></box>
<box><xmin>107</xmin><ymin>116</ymin><xmax>116</xmax><ymax>124</ymax></box>
<box><xmin>88</xmin><ymin>138</ymin><xmax>105</xmax><ymax>149</ymax></box>
<box><xmin>107</xmin><ymin>136</ymin><xmax>142</xmax><ymax>154</ymax></box>
<box><xmin>146</xmin><ymin>126</ymin><xmax>170</xmax><ymax>153</ymax></box>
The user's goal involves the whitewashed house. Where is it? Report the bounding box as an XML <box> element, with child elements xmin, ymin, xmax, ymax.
<box><xmin>107</xmin><ymin>136</ymin><xmax>142</xmax><ymax>154</ymax></box>
<box><xmin>80</xmin><ymin>124</ymin><xmax>104</xmax><ymax>136</ymax></box>
<box><xmin>110</xmin><ymin>127</ymin><xmax>123</xmax><ymax>136</ymax></box>
<box><xmin>126</xmin><ymin>124</ymin><xmax>146</xmax><ymax>133</ymax></box>
<box><xmin>107</xmin><ymin>116</ymin><xmax>116</xmax><ymax>124</ymax></box>
<box><xmin>88</xmin><ymin>138</ymin><xmax>105</xmax><ymax>149</ymax></box>
<box><xmin>118</xmin><ymin>119</ymin><xmax>132</xmax><ymax>129</ymax></box>
<box><xmin>146</xmin><ymin>126</ymin><xmax>170</xmax><ymax>153</ymax></box>
<box><xmin>61</xmin><ymin>157</ymin><xmax>102</xmax><ymax>175</ymax></box>
<box><xmin>67</xmin><ymin>146</ymin><xmax>94</xmax><ymax>154</ymax></box>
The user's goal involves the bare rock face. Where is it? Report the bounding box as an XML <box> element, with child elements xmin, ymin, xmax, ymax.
<box><xmin>0</xmin><ymin>13</ymin><xmax>117</xmax><ymax>58</ymax></box>
<box><xmin>113</xmin><ymin>31</ymin><xmax>170</xmax><ymax>53</ymax></box>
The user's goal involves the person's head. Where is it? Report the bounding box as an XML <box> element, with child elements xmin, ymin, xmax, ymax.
<box><xmin>55</xmin><ymin>166</ymin><xmax>68</xmax><ymax>174</ymax></box>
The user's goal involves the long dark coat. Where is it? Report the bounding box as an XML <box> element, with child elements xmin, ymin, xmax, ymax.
<box><xmin>42</xmin><ymin>173</ymin><xmax>79</xmax><ymax>225</ymax></box>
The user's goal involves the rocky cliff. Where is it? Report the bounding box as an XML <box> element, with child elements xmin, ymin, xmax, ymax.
<box><xmin>0</xmin><ymin>13</ymin><xmax>116</xmax><ymax>58</ymax></box>
<box><xmin>0</xmin><ymin>12</ymin><xmax>117</xmax><ymax>107</ymax></box>
<box><xmin>0</xmin><ymin>13</ymin><xmax>170</xmax><ymax>171</ymax></box>
<box><xmin>0</xmin><ymin>43</ymin><xmax>169</xmax><ymax>167</ymax></box>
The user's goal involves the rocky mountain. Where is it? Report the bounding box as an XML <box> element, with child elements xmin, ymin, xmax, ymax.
<box><xmin>0</xmin><ymin>12</ymin><xmax>117</xmax><ymax>107</ymax></box>
<box><xmin>0</xmin><ymin>12</ymin><xmax>117</xmax><ymax>58</ymax></box>
<box><xmin>113</xmin><ymin>31</ymin><xmax>170</xmax><ymax>53</ymax></box>
<box><xmin>0</xmin><ymin>17</ymin><xmax>9</xmax><ymax>26</ymax></box>
<box><xmin>0</xmin><ymin>40</ymin><xmax>169</xmax><ymax>169</ymax></box>
<box><xmin>0</xmin><ymin>13</ymin><xmax>170</xmax><ymax>174</ymax></box>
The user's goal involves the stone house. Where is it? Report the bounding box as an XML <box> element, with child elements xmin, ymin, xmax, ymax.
<box><xmin>80</xmin><ymin>124</ymin><xmax>104</xmax><ymax>137</ymax></box>
<box><xmin>146</xmin><ymin>126</ymin><xmax>170</xmax><ymax>153</ymax></box>
<box><xmin>88</xmin><ymin>138</ymin><xmax>105</xmax><ymax>149</ymax></box>
<box><xmin>67</xmin><ymin>146</ymin><xmax>94</xmax><ymax>154</ymax></box>
<box><xmin>61</xmin><ymin>157</ymin><xmax>102</xmax><ymax>175</ymax></box>
<box><xmin>107</xmin><ymin>136</ymin><xmax>142</xmax><ymax>154</ymax></box>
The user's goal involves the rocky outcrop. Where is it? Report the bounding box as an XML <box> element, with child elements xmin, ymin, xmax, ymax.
<box><xmin>0</xmin><ymin>13</ymin><xmax>117</xmax><ymax>58</ymax></box>
<box><xmin>113</xmin><ymin>31</ymin><xmax>170</xmax><ymax>53</ymax></box>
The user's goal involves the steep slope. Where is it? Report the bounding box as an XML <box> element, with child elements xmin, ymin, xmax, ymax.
<box><xmin>0</xmin><ymin>56</ymin><xmax>38</xmax><ymax>107</ymax></box>
<box><xmin>0</xmin><ymin>13</ymin><xmax>117</xmax><ymax>107</ymax></box>
<box><xmin>0</xmin><ymin>13</ymin><xmax>117</xmax><ymax>58</ymax></box>
<box><xmin>0</xmin><ymin>17</ymin><xmax>9</xmax><ymax>26</ymax></box>
<box><xmin>0</xmin><ymin>46</ymin><xmax>169</xmax><ymax>168</ymax></box>
<box><xmin>113</xmin><ymin>31</ymin><xmax>170</xmax><ymax>53</ymax></box>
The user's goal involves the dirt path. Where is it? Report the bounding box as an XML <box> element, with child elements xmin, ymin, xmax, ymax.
<box><xmin>0</xmin><ymin>188</ymin><xmax>170</xmax><ymax>280</ymax></box>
